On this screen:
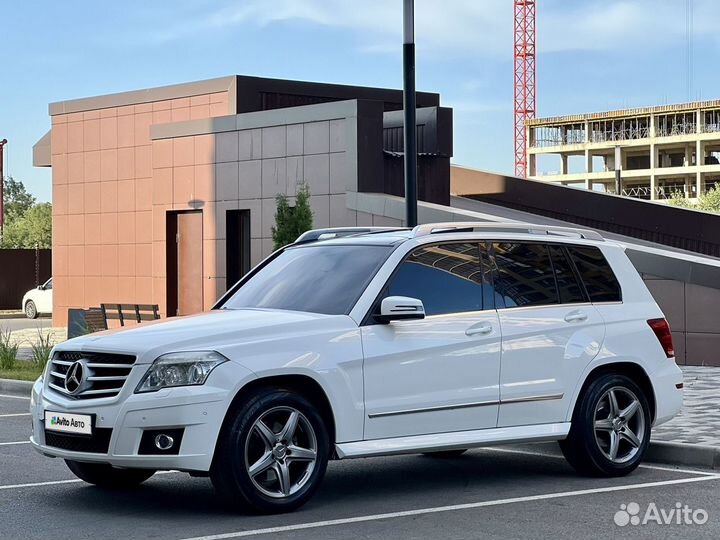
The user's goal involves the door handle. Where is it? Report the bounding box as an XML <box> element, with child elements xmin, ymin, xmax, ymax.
<box><xmin>466</xmin><ymin>322</ymin><xmax>493</xmax><ymax>336</ymax></box>
<box><xmin>564</xmin><ymin>310</ymin><xmax>588</xmax><ymax>323</ymax></box>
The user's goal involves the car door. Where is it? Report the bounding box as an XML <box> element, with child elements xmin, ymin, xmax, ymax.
<box><xmin>38</xmin><ymin>278</ymin><xmax>53</xmax><ymax>313</ymax></box>
<box><xmin>361</xmin><ymin>242</ymin><xmax>502</xmax><ymax>440</ymax></box>
<box><xmin>490</xmin><ymin>242</ymin><xmax>605</xmax><ymax>427</ymax></box>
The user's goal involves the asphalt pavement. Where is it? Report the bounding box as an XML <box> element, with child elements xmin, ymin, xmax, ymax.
<box><xmin>0</xmin><ymin>316</ymin><xmax>51</xmax><ymax>332</ymax></box>
<box><xmin>1</xmin><ymin>393</ymin><xmax>718</xmax><ymax>540</ymax></box>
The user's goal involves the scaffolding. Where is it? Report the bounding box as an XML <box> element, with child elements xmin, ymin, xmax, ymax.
<box><xmin>656</xmin><ymin>112</ymin><xmax>696</xmax><ymax>137</ymax></box>
<box><xmin>702</xmin><ymin>109</ymin><xmax>720</xmax><ymax>134</ymax></box>
<box><xmin>589</xmin><ymin>116</ymin><xmax>650</xmax><ymax>143</ymax></box>
<box><xmin>530</xmin><ymin>123</ymin><xmax>584</xmax><ymax>148</ymax></box>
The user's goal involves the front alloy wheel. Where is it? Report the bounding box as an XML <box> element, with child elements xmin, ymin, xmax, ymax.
<box><xmin>245</xmin><ymin>407</ymin><xmax>318</xmax><ymax>498</ymax></box>
<box><xmin>212</xmin><ymin>389</ymin><xmax>329</xmax><ymax>513</ymax></box>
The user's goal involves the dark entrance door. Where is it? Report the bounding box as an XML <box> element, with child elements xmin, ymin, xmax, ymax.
<box><xmin>226</xmin><ymin>209</ymin><xmax>251</xmax><ymax>290</ymax></box>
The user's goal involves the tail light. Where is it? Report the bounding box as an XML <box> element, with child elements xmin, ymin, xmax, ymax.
<box><xmin>647</xmin><ymin>318</ymin><xmax>675</xmax><ymax>359</ymax></box>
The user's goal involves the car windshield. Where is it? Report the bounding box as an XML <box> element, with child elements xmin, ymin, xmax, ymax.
<box><xmin>222</xmin><ymin>244</ymin><xmax>393</xmax><ymax>315</ymax></box>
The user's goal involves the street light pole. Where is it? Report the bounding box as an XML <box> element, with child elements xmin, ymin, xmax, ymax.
<box><xmin>0</xmin><ymin>139</ymin><xmax>7</xmax><ymax>238</ymax></box>
<box><xmin>403</xmin><ymin>0</ymin><xmax>418</xmax><ymax>227</ymax></box>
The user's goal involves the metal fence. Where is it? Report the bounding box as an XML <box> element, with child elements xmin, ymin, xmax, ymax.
<box><xmin>0</xmin><ymin>249</ymin><xmax>51</xmax><ymax>310</ymax></box>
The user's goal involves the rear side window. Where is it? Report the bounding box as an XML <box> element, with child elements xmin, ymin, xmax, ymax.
<box><xmin>568</xmin><ymin>246</ymin><xmax>622</xmax><ymax>302</ymax></box>
<box><xmin>386</xmin><ymin>243</ymin><xmax>488</xmax><ymax>316</ymax></box>
<box><xmin>548</xmin><ymin>245</ymin><xmax>586</xmax><ymax>304</ymax></box>
<box><xmin>491</xmin><ymin>242</ymin><xmax>558</xmax><ymax>308</ymax></box>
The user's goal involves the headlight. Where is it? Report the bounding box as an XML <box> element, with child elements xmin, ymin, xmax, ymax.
<box><xmin>135</xmin><ymin>351</ymin><xmax>227</xmax><ymax>393</ymax></box>
<box><xmin>40</xmin><ymin>350</ymin><xmax>55</xmax><ymax>383</ymax></box>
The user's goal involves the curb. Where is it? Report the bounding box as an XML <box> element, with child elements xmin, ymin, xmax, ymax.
<box><xmin>0</xmin><ymin>312</ymin><xmax>24</xmax><ymax>320</ymax></box>
<box><xmin>647</xmin><ymin>440</ymin><xmax>720</xmax><ymax>470</ymax></box>
<box><xmin>0</xmin><ymin>378</ymin><xmax>34</xmax><ymax>397</ymax></box>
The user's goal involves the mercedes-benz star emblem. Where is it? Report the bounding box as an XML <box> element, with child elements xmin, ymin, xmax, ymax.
<box><xmin>64</xmin><ymin>361</ymin><xmax>84</xmax><ymax>394</ymax></box>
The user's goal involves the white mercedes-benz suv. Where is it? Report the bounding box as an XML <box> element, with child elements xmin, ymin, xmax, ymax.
<box><xmin>30</xmin><ymin>223</ymin><xmax>683</xmax><ymax>513</ymax></box>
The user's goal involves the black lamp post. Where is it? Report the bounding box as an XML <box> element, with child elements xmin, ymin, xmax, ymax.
<box><xmin>403</xmin><ymin>0</ymin><xmax>418</xmax><ymax>227</ymax></box>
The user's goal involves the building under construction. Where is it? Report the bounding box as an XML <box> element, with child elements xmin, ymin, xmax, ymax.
<box><xmin>526</xmin><ymin>99</ymin><xmax>720</xmax><ymax>200</ymax></box>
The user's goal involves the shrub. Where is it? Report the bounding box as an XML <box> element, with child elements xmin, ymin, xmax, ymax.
<box><xmin>30</xmin><ymin>329</ymin><xmax>54</xmax><ymax>370</ymax></box>
<box><xmin>271</xmin><ymin>184</ymin><xmax>314</xmax><ymax>250</ymax></box>
<box><xmin>0</xmin><ymin>328</ymin><xmax>18</xmax><ymax>370</ymax></box>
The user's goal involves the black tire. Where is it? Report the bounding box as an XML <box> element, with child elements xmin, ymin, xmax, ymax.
<box><xmin>211</xmin><ymin>388</ymin><xmax>329</xmax><ymax>514</ymax></box>
<box><xmin>25</xmin><ymin>300</ymin><xmax>38</xmax><ymax>319</ymax></box>
<box><xmin>560</xmin><ymin>373</ymin><xmax>651</xmax><ymax>477</ymax></box>
<box><xmin>65</xmin><ymin>460</ymin><xmax>155</xmax><ymax>488</ymax></box>
<box><xmin>422</xmin><ymin>449</ymin><xmax>468</xmax><ymax>458</ymax></box>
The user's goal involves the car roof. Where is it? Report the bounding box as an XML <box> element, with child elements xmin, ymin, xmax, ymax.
<box><xmin>292</xmin><ymin>222</ymin><xmax>607</xmax><ymax>248</ymax></box>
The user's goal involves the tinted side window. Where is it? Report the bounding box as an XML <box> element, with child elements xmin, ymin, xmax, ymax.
<box><xmin>386</xmin><ymin>243</ymin><xmax>486</xmax><ymax>316</ymax></box>
<box><xmin>568</xmin><ymin>246</ymin><xmax>622</xmax><ymax>302</ymax></box>
<box><xmin>548</xmin><ymin>245</ymin><xmax>586</xmax><ymax>304</ymax></box>
<box><xmin>491</xmin><ymin>243</ymin><xmax>558</xmax><ymax>308</ymax></box>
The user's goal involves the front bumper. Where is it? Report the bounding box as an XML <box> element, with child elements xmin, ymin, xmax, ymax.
<box><xmin>30</xmin><ymin>360</ymin><xmax>255</xmax><ymax>472</ymax></box>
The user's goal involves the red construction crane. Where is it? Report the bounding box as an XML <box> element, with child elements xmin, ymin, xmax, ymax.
<box><xmin>513</xmin><ymin>0</ymin><xmax>536</xmax><ymax>178</ymax></box>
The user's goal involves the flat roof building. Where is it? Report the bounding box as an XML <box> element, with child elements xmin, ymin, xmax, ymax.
<box><xmin>525</xmin><ymin>99</ymin><xmax>720</xmax><ymax>200</ymax></box>
<box><xmin>33</xmin><ymin>75</ymin><xmax>452</xmax><ymax>326</ymax></box>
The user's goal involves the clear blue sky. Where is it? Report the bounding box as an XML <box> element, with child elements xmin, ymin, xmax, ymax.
<box><xmin>2</xmin><ymin>0</ymin><xmax>716</xmax><ymax>202</ymax></box>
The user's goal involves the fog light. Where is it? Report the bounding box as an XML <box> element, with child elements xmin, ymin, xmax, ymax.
<box><xmin>154</xmin><ymin>434</ymin><xmax>174</xmax><ymax>451</ymax></box>
<box><xmin>139</xmin><ymin>428</ymin><xmax>184</xmax><ymax>455</ymax></box>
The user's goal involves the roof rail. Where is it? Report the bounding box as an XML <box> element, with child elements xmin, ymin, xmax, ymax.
<box><xmin>294</xmin><ymin>227</ymin><xmax>406</xmax><ymax>244</ymax></box>
<box><xmin>412</xmin><ymin>222</ymin><xmax>604</xmax><ymax>241</ymax></box>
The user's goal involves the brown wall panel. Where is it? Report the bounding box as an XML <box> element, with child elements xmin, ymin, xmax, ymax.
<box><xmin>0</xmin><ymin>249</ymin><xmax>52</xmax><ymax>309</ymax></box>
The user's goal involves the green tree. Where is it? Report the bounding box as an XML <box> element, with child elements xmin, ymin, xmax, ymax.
<box><xmin>697</xmin><ymin>186</ymin><xmax>720</xmax><ymax>213</ymax></box>
<box><xmin>2</xmin><ymin>176</ymin><xmax>35</xmax><ymax>226</ymax></box>
<box><xmin>271</xmin><ymin>184</ymin><xmax>314</xmax><ymax>249</ymax></box>
<box><xmin>666</xmin><ymin>190</ymin><xmax>694</xmax><ymax>209</ymax></box>
<box><xmin>1</xmin><ymin>202</ymin><xmax>52</xmax><ymax>248</ymax></box>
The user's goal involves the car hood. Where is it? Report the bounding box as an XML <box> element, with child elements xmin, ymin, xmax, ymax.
<box><xmin>57</xmin><ymin>309</ymin><xmax>354</xmax><ymax>364</ymax></box>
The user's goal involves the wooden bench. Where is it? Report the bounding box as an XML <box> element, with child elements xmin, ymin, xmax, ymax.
<box><xmin>100</xmin><ymin>303</ymin><xmax>161</xmax><ymax>327</ymax></box>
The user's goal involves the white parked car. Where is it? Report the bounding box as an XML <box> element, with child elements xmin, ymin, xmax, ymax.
<box><xmin>22</xmin><ymin>278</ymin><xmax>53</xmax><ymax>319</ymax></box>
<box><xmin>30</xmin><ymin>223</ymin><xmax>682</xmax><ymax>513</ymax></box>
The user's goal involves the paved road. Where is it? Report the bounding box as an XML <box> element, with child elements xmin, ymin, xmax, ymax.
<box><xmin>1</xmin><ymin>394</ymin><xmax>718</xmax><ymax>540</ymax></box>
<box><xmin>0</xmin><ymin>317</ymin><xmax>51</xmax><ymax>332</ymax></box>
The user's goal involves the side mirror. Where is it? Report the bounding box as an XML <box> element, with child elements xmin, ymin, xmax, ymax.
<box><xmin>37</xmin><ymin>285</ymin><xmax>43</xmax><ymax>290</ymax></box>
<box><xmin>376</xmin><ymin>296</ymin><xmax>425</xmax><ymax>323</ymax></box>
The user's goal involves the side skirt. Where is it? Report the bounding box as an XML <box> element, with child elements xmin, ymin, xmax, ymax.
<box><xmin>335</xmin><ymin>422</ymin><xmax>571</xmax><ymax>459</ymax></box>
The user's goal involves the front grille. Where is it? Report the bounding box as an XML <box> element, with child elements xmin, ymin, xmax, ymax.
<box><xmin>44</xmin><ymin>428</ymin><xmax>113</xmax><ymax>454</ymax></box>
<box><xmin>48</xmin><ymin>351</ymin><xmax>136</xmax><ymax>400</ymax></box>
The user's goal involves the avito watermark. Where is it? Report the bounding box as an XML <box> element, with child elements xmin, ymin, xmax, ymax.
<box><xmin>614</xmin><ymin>502</ymin><xmax>708</xmax><ymax>526</ymax></box>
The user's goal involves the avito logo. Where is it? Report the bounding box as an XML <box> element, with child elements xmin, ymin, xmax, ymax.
<box><xmin>49</xmin><ymin>416</ymin><xmax>85</xmax><ymax>429</ymax></box>
<box><xmin>614</xmin><ymin>502</ymin><xmax>709</xmax><ymax>526</ymax></box>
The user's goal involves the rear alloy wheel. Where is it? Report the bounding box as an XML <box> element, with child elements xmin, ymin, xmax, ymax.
<box><xmin>65</xmin><ymin>460</ymin><xmax>155</xmax><ymax>488</ymax></box>
<box><xmin>211</xmin><ymin>389</ymin><xmax>329</xmax><ymax>513</ymax></box>
<box><xmin>25</xmin><ymin>300</ymin><xmax>37</xmax><ymax>319</ymax></box>
<box><xmin>560</xmin><ymin>373</ymin><xmax>651</xmax><ymax>477</ymax></box>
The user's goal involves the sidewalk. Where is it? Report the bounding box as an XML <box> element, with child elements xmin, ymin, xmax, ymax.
<box><xmin>652</xmin><ymin>365</ymin><xmax>720</xmax><ymax>447</ymax></box>
<box><xmin>10</xmin><ymin>327</ymin><xmax>67</xmax><ymax>360</ymax></box>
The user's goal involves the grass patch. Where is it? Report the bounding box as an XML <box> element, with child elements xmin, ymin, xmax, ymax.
<box><xmin>0</xmin><ymin>360</ymin><xmax>43</xmax><ymax>381</ymax></box>
<box><xmin>0</xmin><ymin>328</ymin><xmax>19</xmax><ymax>370</ymax></box>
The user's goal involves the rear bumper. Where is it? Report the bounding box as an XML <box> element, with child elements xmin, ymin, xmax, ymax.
<box><xmin>30</xmin><ymin>361</ymin><xmax>255</xmax><ymax>471</ymax></box>
<box><xmin>653</xmin><ymin>361</ymin><xmax>683</xmax><ymax>427</ymax></box>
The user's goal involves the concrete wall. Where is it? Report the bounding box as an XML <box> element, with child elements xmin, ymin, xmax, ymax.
<box><xmin>644</xmin><ymin>275</ymin><xmax>720</xmax><ymax>366</ymax></box>
<box><xmin>149</xmin><ymin>100</ymin><xmax>379</xmax><ymax>313</ymax></box>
